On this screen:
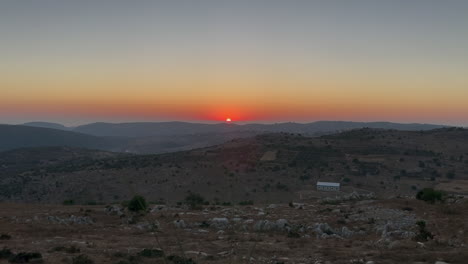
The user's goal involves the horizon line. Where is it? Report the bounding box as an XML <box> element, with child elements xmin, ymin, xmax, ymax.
<box><xmin>3</xmin><ymin>119</ymin><xmax>463</xmax><ymax>128</ymax></box>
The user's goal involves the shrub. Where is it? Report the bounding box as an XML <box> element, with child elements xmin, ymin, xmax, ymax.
<box><xmin>167</xmin><ymin>255</ymin><xmax>197</xmax><ymax>264</ymax></box>
<box><xmin>299</xmin><ymin>175</ymin><xmax>310</xmax><ymax>182</ymax></box>
<box><xmin>9</xmin><ymin>252</ymin><xmax>42</xmax><ymax>263</ymax></box>
<box><xmin>72</xmin><ymin>254</ymin><xmax>94</xmax><ymax>264</ymax></box>
<box><xmin>0</xmin><ymin>248</ymin><xmax>13</xmax><ymax>259</ymax></box>
<box><xmin>53</xmin><ymin>245</ymin><xmax>80</xmax><ymax>253</ymax></box>
<box><xmin>416</xmin><ymin>188</ymin><xmax>443</xmax><ymax>203</ymax></box>
<box><xmin>127</xmin><ymin>195</ymin><xmax>148</xmax><ymax>212</ymax></box>
<box><xmin>138</xmin><ymin>249</ymin><xmax>163</xmax><ymax>258</ymax></box>
<box><xmin>275</xmin><ymin>182</ymin><xmax>289</xmax><ymax>191</ymax></box>
<box><xmin>238</xmin><ymin>200</ymin><xmax>254</xmax><ymax>206</ymax></box>
<box><xmin>0</xmin><ymin>234</ymin><xmax>11</xmax><ymax>240</ymax></box>
<box><xmin>446</xmin><ymin>171</ymin><xmax>456</xmax><ymax>179</ymax></box>
<box><xmin>414</xmin><ymin>220</ymin><xmax>433</xmax><ymax>241</ymax></box>
<box><xmin>287</xmin><ymin>230</ymin><xmax>301</xmax><ymax>238</ymax></box>
<box><xmin>184</xmin><ymin>193</ymin><xmax>205</xmax><ymax>209</ymax></box>
<box><xmin>63</xmin><ymin>199</ymin><xmax>75</xmax><ymax>205</ymax></box>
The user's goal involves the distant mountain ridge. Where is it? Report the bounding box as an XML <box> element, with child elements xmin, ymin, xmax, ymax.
<box><xmin>22</xmin><ymin>122</ymin><xmax>71</xmax><ymax>131</ymax></box>
<box><xmin>0</xmin><ymin>125</ymin><xmax>122</xmax><ymax>152</ymax></box>
<box><xmin>1</xmin><ymin>121</ymin><xmax>449</xmax><ymax>153</ymax></box>
<box><xmin>71</xmin><ymin>121</ymin><xmax>447</xmax><ymax>137</ymax></box>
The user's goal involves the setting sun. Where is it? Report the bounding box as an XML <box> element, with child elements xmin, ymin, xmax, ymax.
<box><xmin>226</xmin><ymin>118</ymin><xmax>232</xmax><ymax>122</ymax></box>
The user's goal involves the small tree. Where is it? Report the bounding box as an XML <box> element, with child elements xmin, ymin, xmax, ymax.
<box><xmin>416</xmin><ymin>188</ymin><xmax>443</xmax><ymax>203</ymax></box>
<box><xmin>415</xmin><ymin>220</ymin><xmax>433</xmax><ymax>241</ymax></box>
<box><xmin>127</xmin><ymin>195</ymin><xmax>148</xmax><ymax>212</ymax></box>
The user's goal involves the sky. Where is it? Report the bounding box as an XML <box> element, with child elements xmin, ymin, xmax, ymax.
<box><xmin>1</xmin><ymin>0</ymin><xmax>468</xmax><ymax>126</ymax></box>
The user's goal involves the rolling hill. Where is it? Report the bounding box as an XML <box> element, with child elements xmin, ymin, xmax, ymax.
<box><xmin>1</xmin><ymin>127</ymin><xmax>467</xmax><ymax>204</ymax></box>
<box><xmin>72</xmin><ymin>121</ymin><xmax>448</xmax><ymax>137</ymax></box>
<box><xmin>0</xmin><ymin>125</ymin><xmax>123</xmax><ymax>152</ymax></box>
<box><xmin>3</xmin><ymin>121</ymin><xmax>449</xmax><ymax>154</ymax></box>
<box><xmin>0</xmin><ymin>124</ymin><xmax>261</xmax><ymax>154</ymax></box>
<box><xmin>22</xmin><ymin>121</ymin><xmax>71</xmax><ymax>131</ymax></box>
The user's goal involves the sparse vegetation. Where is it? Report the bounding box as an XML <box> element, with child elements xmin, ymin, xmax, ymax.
<box><xmin>138</xmin><ymin>248</ymin><xmax>164</xmax><ymax>258</ymax></box>
<box><xmin>184</xmin><ymin>193</ymin><xmax>205</xmax><ymax>210</ymax></box>
<box><xmin>127</xmin><ymin>195</ymin><xmax>148</xmax><ymax>212</ymax></box>
<box><xmin>416</xmin><ymin>188</ymin><xmax>443</xmax><ymax>203</ymax></box>
<box><xmin>0</xmin><ymin>234</ymin><xmax>11</xmax><ymax>240</ymax></box>
<box><xmin>63</xmin><ymin>199</ymin><xmax>75</xmax><ymax>205</ymax></box>
<box><xmin>414</xmin><ymin>220</ymin><xmax>433</xmax><ymax>242</ymax></box>
<box><xmin>52</xmin><ymin>245</ymin><xmax>80</xmax><ymax>254</ymax></box>
<box><xmin>167</xmin><ymin>255</ymin><xmax>197</xmax><ymax>264</ymax></box>
<box><xmin>446</xmin><ymin>170</ymin><xmax>456</xmax><ymax>179</ymax></box>
<box><xmin>72</xmin><ymin>254</ymin><xmax>94</xmax><ymax>264</ymax></box>
<box><xmin>0</xmin><ymin>248</ymin><xmax>13</xmax><ymax>259</ymax></box>
<box><xmin>8</xmin><ymin>252</ymin><xmax>42</xmax><ymax>263</ymax></box>
<box><xmin>238</xmin><ymin>200</ymin><xmax>254</xmax><ymax>206</ymax></box>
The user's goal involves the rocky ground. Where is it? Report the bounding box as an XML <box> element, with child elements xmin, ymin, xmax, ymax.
<box><xmin>0</xmin><ymin>195</ymin><xmax>467</xmax><ymax>264</ymax></box>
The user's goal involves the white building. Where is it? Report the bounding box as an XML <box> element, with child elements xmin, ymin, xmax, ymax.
<box><xmin>316</xmin><ymin>181</ymin><xmax>340</xmax><ymax>191</ymax></box>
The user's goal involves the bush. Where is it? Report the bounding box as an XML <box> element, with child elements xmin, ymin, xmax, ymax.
<box><xmin>63</xmin><ymin>199</ymin><xmax>75</xmax><ymax>205</ymax></box>
<box><xmin>299</xmin><ymin>175</ymin><xmax>310</xmax><ymax>182</ymax></box>
<box><xmin>167</xmin><ymin>255</ymin><xmax>197</xmax><ymax>264</ymax></box>
<box><xmin>0</xmin><ymin>234</ymin><xmax>11</xmax><ymax>240</ymax></box>
<box><xmin>446</xmin><ymin>171</ymin><xmax>456</xmax><ymax>179</ymax></box>
<box><xmin>127</xmin><ymin>195</ymin><xmax>148</xmax><ymax>212</ymax></box>
<box><xmin>0</xmin><ymin>248</ymin><xmax>13</xmax><ymax>259</ymax></box>
<box><xmin>138</xmin><ymin>249</ymin><xmax>163</xmax><ymax>258</ymax></box>
<box><xmin>414</xmin><ymin>220</ymin><xmax>433</xmax><ymax>241</ymax></box>
<box><xmin>53</xmin><ymin>245</ymin><xmax>80</xmax><ymax>253</ymax></box>
<box><xmin>287</xmin><ymin>230</ymin><xmax>301</xmax><ymax>238</ymax></box>
<box><xmin>238</xmin><ymin>200</ymin><xmax>254</xmax><ymax>206</ymax></box>
<box><xmin>9</xmin><ymin>252</ymin><xmax>42</xmax><ymax>263</ymax></box>
<box><xmin>275</xmin><ymin>182</ymin><xmax>289</xmax><ymax>191</ymax></box>
<box><xmin>72</xmin><ymin>254</ymin><xmax>94</xmax><ymax>264</ymax></box>
<box><xmin>184</xmin><ymin>193</ymin><xmax>205</xmax><ymax>209</ymax></box>
<box><xmin>416</xmin><ymin>188</ymin><xmax>443</xmax><ymax>203</ymax></box>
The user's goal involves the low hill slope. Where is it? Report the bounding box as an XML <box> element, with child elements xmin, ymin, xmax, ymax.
<box><xmin>1</xmin><ymin>128</ymin><xmax>467</xmax><ymax>204</ymax></box>
<box><xmin>0</xmin><ymin>125</ymin><xmax>122</xmax><ymax>152</ymax></box>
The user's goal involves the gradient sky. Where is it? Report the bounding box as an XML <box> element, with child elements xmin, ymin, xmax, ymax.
<box><xmin>1</xmin><ymin>0</ymin><xmax>468</xmax><ymax>126</ymax></box>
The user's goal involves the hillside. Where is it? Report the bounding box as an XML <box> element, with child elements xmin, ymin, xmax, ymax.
<box><xmin>72</xmin><ymin>121</ymin><xmax>447</xmax><ymax>137</ymax></box>
<box><xmin>0</xmin><ymin>146</ymin><xmax>126</xmax><ymax>175</ymax></box>
<box><xmin>22</xmin><ymin>122</ymin><xmax>70</xmax><ymax>131</ymax></box>
<box><xmin>0</xmin><ymin>124</ymin><xmax>261</xmax><ymax>154</ymax></box>
<box><xmin>2</xmin><ymin>121</ymin><xmax>448</xmax><ymax>154</ymax></box>
<box><xmin>0</xmin><ymin>125</ymin><xmax>124</xmax><ymax>152</ymax></box>
<box><xmin>1</xmin><ymin>127</ymin><xmax>467</xmax><ymax>204</ymax></box>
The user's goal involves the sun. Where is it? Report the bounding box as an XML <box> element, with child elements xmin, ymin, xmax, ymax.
<box><xmin>226</xmin><ymin>118</ymin><xmax>232</xmax><ymax>122</ymax></box>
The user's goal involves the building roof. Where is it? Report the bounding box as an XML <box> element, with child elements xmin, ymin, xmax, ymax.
<box><xmin>316</xmin><ymin>181</ymin><xmax>340</xmax><ymax>187</ymax></box>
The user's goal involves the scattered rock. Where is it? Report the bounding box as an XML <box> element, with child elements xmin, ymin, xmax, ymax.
<box><xmin>210</xmin><ymin>217</ymin><xmax>230</xmax><ymax>229</ymax></box>
<box><xmin>47</xmin><ymin>215</ymin><xmax>93</xmax><ymax>225</ymax></box>
<box><xmin>173</xmin><ymin>219</ymin><xmax>186</xmax><ymax>229</ymax></box>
